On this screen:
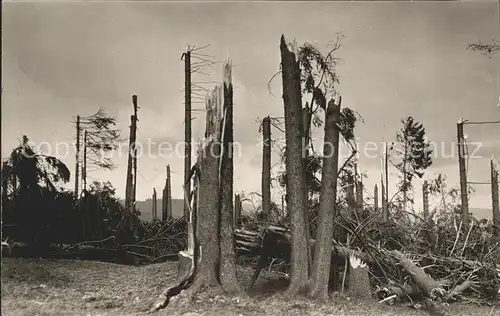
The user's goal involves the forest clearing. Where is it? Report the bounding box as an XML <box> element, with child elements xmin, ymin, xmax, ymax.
<box><xmin>2</xmin><ymin>2</ymin><xmax>500</xmax><ymax>316</ymax></box>
<box><xmin>2</xmin><ymin>257</ymin><xmax>498</xmax><ymax>316</ymax></box>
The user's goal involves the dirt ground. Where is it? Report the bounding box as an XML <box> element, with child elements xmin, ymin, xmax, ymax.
<box><xmin>1</xmin><ymin>257</ymin><xmax>499</xmax><ymax>316</ymax></box>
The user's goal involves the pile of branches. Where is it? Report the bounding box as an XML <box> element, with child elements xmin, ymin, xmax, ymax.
<box><xmin>235</xmin><ymin>203</ymin><xmax>500</xmax><ymax>305</ymax></box>
<box><xmin>337</xmin><ymin>205</ymin><xmax>500</xmax><ymax>304</ymax></box>
<box><xmin>3</xmin><ymin>217</ymin><xmax>189</xmax><ymax>265</ymax></box>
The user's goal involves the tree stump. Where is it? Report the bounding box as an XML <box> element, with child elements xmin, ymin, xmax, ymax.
<box><xmin>347</xmin><ymin>255</ymin><xmax>371</xmax><ymax>299</ymax></box>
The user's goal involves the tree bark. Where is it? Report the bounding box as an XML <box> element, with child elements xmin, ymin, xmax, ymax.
<box><xmin>457</xmin><ymin>120</ymin><xmax>469</xmax><ymax>223</ymax></box>
<box><xmin>308</xmin><ymin>98</ymin><xmax>341</xmax><ymax>298</ymax></box>
<box><xmin>167</xmin><ymin>165</ymin><xmax>172</xmax><ymax>220</ymax></box>
<box><xmin>219</xmin><ymin>63</ymin><xmax>244</xmax><ymax>294</ymax></box>
<box><xmin>280</xmin><ymin>34</ymin><xmax>309</xmax><ymax>295</ymax></box>
<box><xmin>194</xmin><ymin>140</ymin><xmax>220</xmax><ymax>287</ymax></box>
<box><xmin>381</xmin><ymin>178</ymin><xmax>388</xmax><ymax>222</ymax></box>
<box><xmin>262</xmin><ymin>116</ymin><xmax>272</xmax><ymax>219</ymax></box>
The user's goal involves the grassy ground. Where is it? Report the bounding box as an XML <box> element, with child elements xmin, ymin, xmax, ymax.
<box><xmin>1</xmin><ymin>257</ymin><xmax>498</xmax><ymax>316</ymax></box>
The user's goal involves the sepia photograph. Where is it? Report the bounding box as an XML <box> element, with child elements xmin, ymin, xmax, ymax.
<box><xmin>2</xmin><ymin>1</ymin><xmax>500</xmax><ymax>315</ymax></box>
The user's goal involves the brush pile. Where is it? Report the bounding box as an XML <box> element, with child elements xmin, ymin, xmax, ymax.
<box><xmin>235</xmin><ymin>205</ymin><xmax>500</xmax><ymax>305</ymax></box>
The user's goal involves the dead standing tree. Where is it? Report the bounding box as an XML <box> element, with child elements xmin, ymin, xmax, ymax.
<box><xmin>492</xmin><ymin>158</ymin><xmax>500</xmax><ymax>238</ymax></box>
<box><xmin>154</xmin><ymin>62</ymin><xmax>244</xmax><ymax>311</ymax></box>
<box><xmin>124</xmin><ymin>95</ymin><xmax>139</xmax><ymax>231</ymax></box>
<box><xmin>280</xmin><ymin>35</ymin><xmax>310</xmax><ymax>295</ymax></box>
<box><xmin>261</xmin><ymin>116</ymin><xmax>272</xmax><ymax>219</ymax></box>
<box><xmin>162</xmin><ymin>165</ymin><xmax>172</xmax><ymax>221</ymax></box>
<box><xmin>308</xmin><ymin>96</ymin><xmax>341</xmax><ymax>298</ymax></box>
<box><xmin>181</xmin><ymin>45</ymin><xmax>219</xmax><ymax>219</ymax></box>
<box><xmin>152</xmin><ymin>188</ymin><xmax>158</xmax><ymax>220</ymax></box>
<box><xmin>182</xmin><ymin>48</ymin><xmax>192</xmax><ymax>219</ymax></box>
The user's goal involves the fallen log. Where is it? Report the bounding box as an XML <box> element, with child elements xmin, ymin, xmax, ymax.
<box><xmin>445</xmin><ymin>279</ymin><xmax>476</xmax><ymax>302</ymax></box>
<box><xmin>391</xmin><ymin>250</ymin><xmax>446</xmax><ymax>301</ymax></box>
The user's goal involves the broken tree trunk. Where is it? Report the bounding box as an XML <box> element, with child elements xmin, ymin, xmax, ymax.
<box><xmin>280</xmin><ymin>34</ymin><xmax>309</xmax><ymax>295</ymax></box>
<box><xmin>154</xmin><ymin>63</ymin><xmax>245</xmax><ymax>311</ymax></box>
<box><xmin>374</xmin><ymin>184</ymin><xmax>379</xmax><ymax>211</ymax></box>
<box><xmin>219</xmin><ymin>62</ymin><xmax>244</xmax><ymax>295</ymax></box>
<box><xmin>183</xmin><ymin>139</ymin><xmax>221</xmax><ymax>288</ymax></box>
<box><xmin>346</xmin><ymin>174</ymin><xmax>355</xmax><ymax>211</ymax></box>
<box><xmin>262</xmin><ymin>116</ymin><xmax>271</xmax><ymax>219</ymax></box>
<box><xmin>74</xmin><ymin>115</ymin><xmax>81</xmax><ymax>197</ymax></box>
<box><xmin>132</xmin><ymin>95</ymin><xmax>139</xmax><ymax>230</ymax></box>
<box><xmin>308</xmin><ymin>97</ymin><xmax>341</xmax><ymax>298</ymax></box>
<box><xmin>381</xmin><ymin>176</ymin><xmax>388</xmax><ymax>222</ymax></box>
<box><xmin>391</xmin><ymin>250</ymin><xmax>446</xmax><ymax>300</ymax></box>
<box><xmin>162</xmin><ymin>165</ymin><xmax>172</xmax><ymax>221</ymax></box>
<box><xmin>152</xmin><ymin>188</ymin><xmax>157</xmax><ymax>220</ymax></box>
<box><xmin>491</xmin><ymin>159</ymin><xmax>500</xmax><ymax>238</ymax></box>
<box><xmin>184</xmin><ymin>48</ymin><xmax>192</xmax><ymax>219</ymax></box>
<box><xmin>457</xmin><ymin>119</ymin><xmax>469</xmax><ymax>224</ymax></box>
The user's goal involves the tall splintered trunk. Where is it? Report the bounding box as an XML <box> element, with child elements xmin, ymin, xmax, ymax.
<box><xmin>382</xmin><ymin>178</ymin><xmax>388</xmax><ymax>221</ymax></box>
<box><xmin>301</xmin><ymin>104</ymin><xmax>312</xmax><ymax>270</ymax></box>
<box><xmin>491</xmin><ymin>159</ymin><xmax>499</xmax><ymax>238</ymax></box>
<box><xmin>384</xmin><ymin>143</ymin><xmax>389</xmax><ymax>220</ymax></box>
<box><xmin>74</xmin><ymin>115</ymin><xmax>80</xmax><ymax>197</ymax></box>
<box><xmin>131</xmin><ymin>95</ymin><xmax>139</xmax><ymax>229</ymax></box>
<box><xmin>219</xmin><ymin>62</ymin><xmax>243</xmax><ymax>294</ymax></box>
<box><xmin>162</xmin><ymin>165</ymin><xmax>172</xmax><ymax>221</ymax></box>
<box><xmin>308</xmin><ymin>97</ymin><xmax>341</xmax><ymax>298</ymax></box>
<box><xmin>356</xmin><ymin>168</ymin><xmax>363</xmax><ymax>212</ymax></box>
<box><xmin>374</xmin><ymin>184</ymin><xmax>379</xmax><ymax>211</ymax></box>
<box><xmin>184</xmin><ymin>49</ymin><xmax>192</xmax><ymax>219</ymax></box>
<box><xmin>262</xmin><ymin>116</ymin><xmax>272</xmax><ymax>219</ymax></box>
<box><xmin>81</xmin><ymin>130</ymin><xmax>88</xmax><ymax>240</ymax></box>
<box><xmin>82</xmin><ymin>130</ymin><xmax>88</xmax><ymax>192</ymax></box>
<box><xmin>125</xmin><ymin>115</ymin><xmax>134</xmax><ymax>224</ymax></box>
<box><xmin>280</xmin><ymin>35</ymin><xmax>309</xmax><ymax>295</ymax></box>
<box><xmin>167</xmin><ymin>165</ymin><xmax>172</xmax><ymax>219</ymax></box>
<box><xmin>457</xmin><ymin>119</ymin><xmax>469</xmax><ymax>223</ymax></box>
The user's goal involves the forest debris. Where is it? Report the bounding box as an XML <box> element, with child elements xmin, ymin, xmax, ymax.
<box><xmin>347</xmin><ymin>255</ymin><xmax>371</xmax><ymax>299</ymax></box>
<box><xmin>445</xmin><ymin>280</ymin><xmax>476</xmax><ymax>301</ymax></box>
<box><xmin>391</xmin><ymin>250</ymin><xmax>446</xmax><ymax>301</ymax></box>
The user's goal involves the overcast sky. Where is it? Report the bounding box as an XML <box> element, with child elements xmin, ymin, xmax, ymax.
<box><xmin>2</xmin><ymin>1</ymin><xmax>499</xmax><ymax>212</ymax></box>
